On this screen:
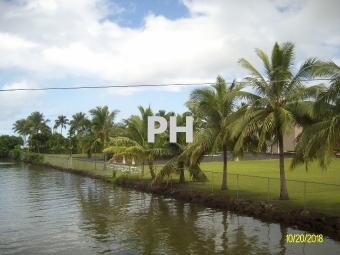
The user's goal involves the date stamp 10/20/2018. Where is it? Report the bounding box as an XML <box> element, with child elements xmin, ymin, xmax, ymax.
<box><xmin>286</xmin><ymin>234</ymin><xmax>323</xmax><ymax>243</ymax></box>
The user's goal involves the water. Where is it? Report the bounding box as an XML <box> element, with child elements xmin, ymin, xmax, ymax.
<box><xmin>0</xmin><ymin>160</ymin><xmax>339</xmax><ymax>255</ymax></box>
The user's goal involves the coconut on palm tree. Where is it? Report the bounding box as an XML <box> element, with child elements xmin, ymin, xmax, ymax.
<box><xmin>234</xmin><ymin>42</ymin><xmax>324</xmax><ymax>199</ymax></box>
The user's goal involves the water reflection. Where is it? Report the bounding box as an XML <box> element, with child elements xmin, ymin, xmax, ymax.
<box><xmin>0</xmin><ymin>161</ymin><xmax>339</xmax><ymax>255</ymax></box>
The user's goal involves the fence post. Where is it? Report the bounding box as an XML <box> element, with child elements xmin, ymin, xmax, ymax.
<box><xmin>140</xmin><ymin>166</ymin><xmax>142</xmax><ymax>180</ymax></box>
<box><xmin>236</xmin><ymin>174</ymin><xmax>239</xmax><ymax>199</ymax></box>
<box><xmin>267</xmin><ymin>178</ymin><xmax>270</xmax><ymax>203</ymax></box>
<box><xmin>304</xmin><ymin>181</ymin><xmax>306</xmax><ymax>212</ymax></box>
<box><xmin>211</xmin><ymin>172</ymin><xmax>214</xmax><ymax>194</ymax></box>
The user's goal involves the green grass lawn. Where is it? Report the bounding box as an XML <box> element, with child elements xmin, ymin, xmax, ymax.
<box><xmin>42</xmin><ymin>153</ymin><xmax>340</xmax><ymax>215</ymax></box>
<box><xmin>159</xmin><ymin>158</ymin><xmax>340</xmax><ymax>214</ymax></box>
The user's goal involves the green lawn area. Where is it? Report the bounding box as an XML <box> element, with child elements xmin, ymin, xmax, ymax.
<box><xmin>160</xmin><ymin>158</ymin><xmax>340</xmax><ymax>214</ymax></box>
<box><xmin>42</xmin><ymin>153</ymin><xmax>340</xmax><ymax>215</ymax></box>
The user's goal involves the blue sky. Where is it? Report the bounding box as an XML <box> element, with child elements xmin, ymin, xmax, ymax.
<box><xmin>1</xmin><ymin>0</ymin><xmax>340</xmax><ymax>135</ymax></box>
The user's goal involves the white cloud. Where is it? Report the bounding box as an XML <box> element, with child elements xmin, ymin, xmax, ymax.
<box><xmin>0</xmin><ymin>0</ymin><xmax>340</xmax><ymax>134</ymax></box>
<box><xmin>1</xmin><ymin>0</ymin><xmax>339</xmax><ymax>85</ymax></box>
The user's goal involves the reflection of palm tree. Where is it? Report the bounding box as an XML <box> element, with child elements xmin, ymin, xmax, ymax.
<box><xmin>235</xmin><ymin>42</ymin><xmax>322</xmax><ymax>199</ymax></box>
<box><xmin>279</xmin><ymin>223</ymin><xmax>288</xmax><ymax>255</ymax></box>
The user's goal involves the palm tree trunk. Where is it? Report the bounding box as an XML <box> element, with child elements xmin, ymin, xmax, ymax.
<box><xmin>178</xmin><ymin>161</ymin><xmax>185</xmax><ymax>183</ymax></box>
<box><xmin>148</xmin><ymin>156</ymin><xmax>156</xmax><ymax>179</ymax></box>
<box><xmin>278</xmin><ymin>133</ymin><xmax>289</xmax><ymax>200</ymax></box>
<box><xmin>221</xmin><ymin>144</ymin><xmax>228</xmax><ymax>190</ymax></box>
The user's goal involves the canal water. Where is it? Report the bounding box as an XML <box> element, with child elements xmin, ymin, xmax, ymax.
<box><xmin>0</xmin><ymin>160</ymin><xmax>339</xmax><ymax>255</ymax></box>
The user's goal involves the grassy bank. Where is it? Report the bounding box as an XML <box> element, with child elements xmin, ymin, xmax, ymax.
<box><xmin>41</xmin><ymin>153</ymin><xmax>340</xmax><ymax>215</ymax></box>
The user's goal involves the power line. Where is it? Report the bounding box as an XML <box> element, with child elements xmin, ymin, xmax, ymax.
<box><xmin>0</xmin><ymin>79</ymin><xmax>331</xmax><ymax>92</ymax></box>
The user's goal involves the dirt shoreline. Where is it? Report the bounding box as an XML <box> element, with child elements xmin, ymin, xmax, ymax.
<box><xmin>33</xmin><ymin>161</ymin><xmax>340</xmax><ymax>236</ymax></box>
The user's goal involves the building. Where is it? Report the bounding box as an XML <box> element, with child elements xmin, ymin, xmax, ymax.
<box><xmin>271</xmin><ymin>126</ymin><xmax>302</xmax><ymax>153</ymax></box>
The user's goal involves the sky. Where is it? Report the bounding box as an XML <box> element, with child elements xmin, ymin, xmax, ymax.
<box><xmin>1</xmin><ymin>0</ymin><xmax>340</xmax><ymax>136</ymax></box>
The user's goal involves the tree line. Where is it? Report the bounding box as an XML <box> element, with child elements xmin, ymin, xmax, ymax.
<box><xmin>12</xmin><ymin>42</ymin><xmax>340</xmax><ymax>200</ymax></box>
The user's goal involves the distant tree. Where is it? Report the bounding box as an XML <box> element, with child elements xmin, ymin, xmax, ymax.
<box><xmin>89</xmin><ymin>106</ymin><xmax>119</xmax><ymax>160</ymax></box>
<box><xmin>25</xmin><ymin>111</ymin><xmax>51</xmax><ymax>153</ymax></box>
<box><xmin>69</xmin><ymin>112</ymin><xmax>90</xmax><ymax>136</ymax></box>
<box><xmin>0</xmin><ymin>135</ymin><xmax>23</xmax><ymax>158</ymax></box>
<box><xmin>12</xmin><ymin>118</ymin><xmax>29</xmax><ymax>147</ymax></box>
<box><xmin>54</xmin><ymin>115</ymin><xmax>69</xmax><ymax>136</ymax></box>
<box><xmin>26</xmin><ymin>111</ymin><xmax>51</xmax><ymax>135</ymax></box>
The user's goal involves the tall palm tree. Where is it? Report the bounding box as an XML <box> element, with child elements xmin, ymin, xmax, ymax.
<box><xmin>26</xmin><ymin>111</ymin><xmax>51</xmax><ymax>135</ymax></box>
<box><xmin>186</xmin><ymin>76</ymin><xmax>252</xmax><ymax>190</ymax></box>
<box><xmin>89</xmin><ymin>106</ymin><xmax>119</xmax><ymax>159</ymax></box>
<box><xmin>69</xmin><ymin>112</ymin><xmax>91</xmax><ymax>136</ymax></box>
<box><xmin>291</xmin><ymin>61</ymin><xmax>339</xmax><ymax>169</ymax></box>
<box><xmin>54</xmin><ymin>115</ymin><xmax>69</xmax><ymax>136</ymax></box>
<box><xmin>12</xmin><ymin>118</ymin><xmax>30</xmax><ymax>147</ymax></box>
<box><xmin>26</xmin><ymin>111</ymin><xmax>51</xmax><ymax>153</ymax></box>
<box><xmin>234</xmin><ymin>42</ymin><xmax>323</xmax><ymax>199</ymax></box>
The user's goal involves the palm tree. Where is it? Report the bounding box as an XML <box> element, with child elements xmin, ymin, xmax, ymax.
<box><xmin>291</xmin><ymin>61</ymin><xmax>339</xmax><ymax>169</ymax></box>
<box><xmin>26</xmin><ymin>111</ymin><xmax>51</xmax><ymax>153</ymax></box>
<box><xmin>26</xmin><ymin>111</ymin><xmax>51</xmax><ymax>135</ymax></box>
<box><xmin>69</xmin><ymin>112</ymin><xmax>91</xmax><ymax>136</ymax></box>
<box><xmin>12</xmin><ymin>118</ymin><xmax>29</xmax><ymax>148</ymax></box>
<box><xmin>54</xmin><ymin>115</ymin><xmax>69</xmax><ymax>136</ymax></box>
<box><xmin>152</xmin><ymin>112</ymin><xmax>192</xmax><ymax>185</ymax></box>
<box><xmin>234</xmin><ymin>42</ymin><xmax>323</xmax><ymax>199</ymax></box>
<box><xmin>105</xmin><ymin>106</ymin><xmax>166</xmax><ymax>179</ymax></box>
<box><xmin>89</xmin><ymin>106</ymin><xmax>119</xmax><ymax>160</ymax></box>
<box><xmin>186</xmin><ymin>76</ymin><xmax>252</xmax><ymax>190</ymax></box>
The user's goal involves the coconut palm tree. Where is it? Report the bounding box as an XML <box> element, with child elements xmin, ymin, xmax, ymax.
<box><xmin>12</xmin><ymin>118</ymin><xmax>30</xmax><ymax>148</ymax></box>
<box><xmin>69</xmin><ymin>112</ymin><xmax>91</xmax><ymax>136</ymax></box>
<box><xmin>105</xmin><ymin>106</ymin><xmax>167</xmax><ymax>179</ymax></box>
<box><xmin>186</xmin><ymin>76</ymin><xmax>253</xmax><ymax>190</ymax></box>
<box><xmin>26</xmin><ymin>111</ymin><xmax>51</xmax><ymax>153</ymax></box>
<box><xmin>152</xmin><ymin>112</ymin><xmax>193</xmax><ymax>185</ymax></box>
<box><xmin>89</xmin><ymin>106</ymin><xmax>119</xmax><ymax>160</ymax></box>
<box><xmin>291</xmin><ymin>61</ymin><xmax>339</xmax><ymax>170</ymax></box>
<box><xmin>54</xmin><ymin>115</ymin><xmax>69</xmax><ymax>136</ymax></box>
<box><xmin>234</xmin><ymin>42</ymin><xmax>324</xmax><ymax>199</ymax></box>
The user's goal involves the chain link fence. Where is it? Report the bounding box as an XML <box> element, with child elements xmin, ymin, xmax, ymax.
<box><xmin>190</xmin><ymin>170</ymin><xmax>340</xmax><ymax>213</ymax></box>
<box><xmin>21</xmin><ymin>153</ymin><xmax>340</xmax><ymax>213</ymax></box>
